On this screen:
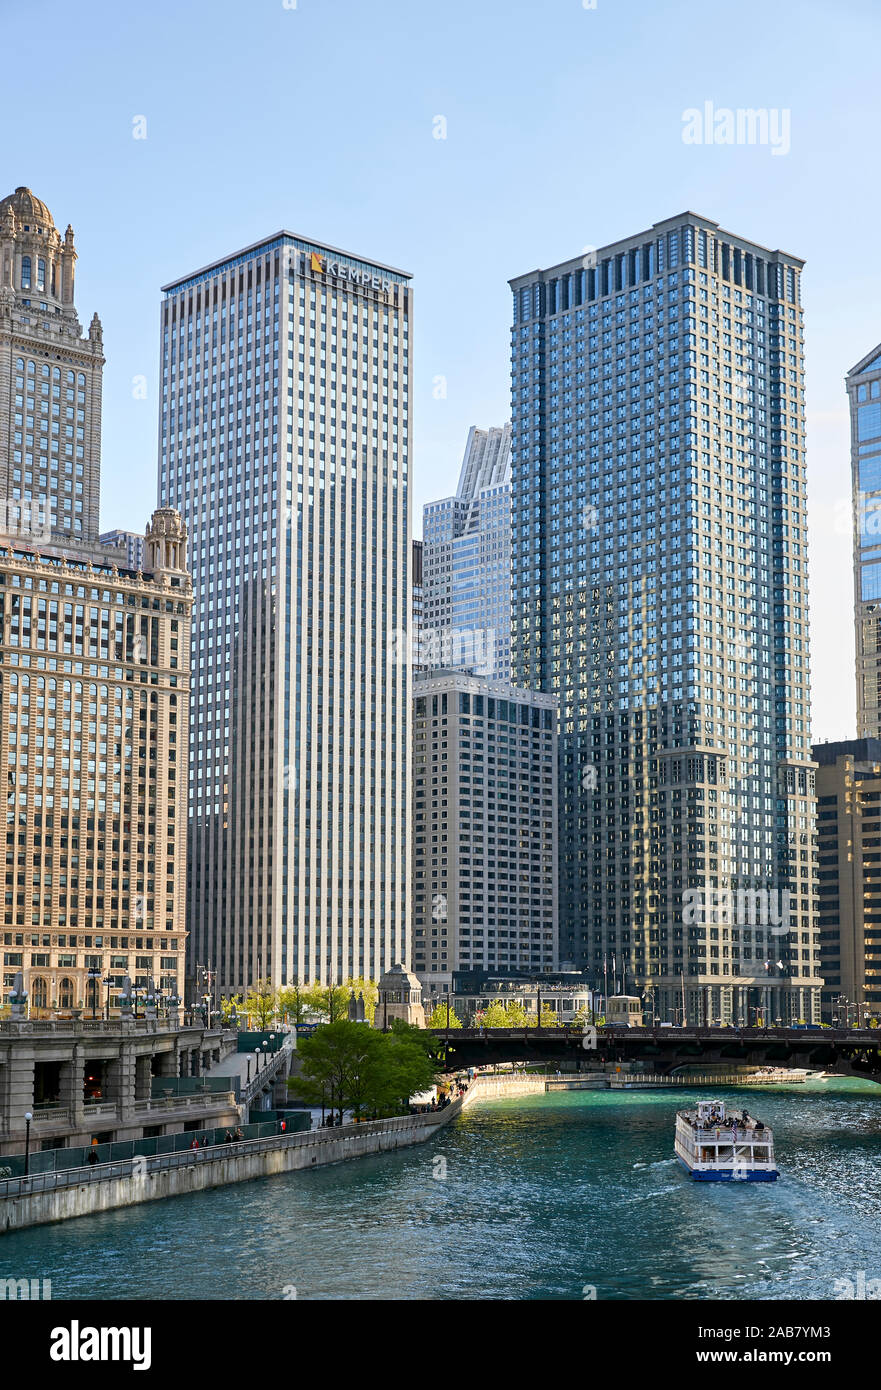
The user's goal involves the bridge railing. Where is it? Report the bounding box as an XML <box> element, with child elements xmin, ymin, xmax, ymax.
<box><xmin>431</xmin><ymin>1025</ymin><xmax>880</xmax><ymax>1041</ymax></box>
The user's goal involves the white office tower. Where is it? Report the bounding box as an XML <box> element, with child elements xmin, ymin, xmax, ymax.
<box><xmin>158</xmin><ymin>234</ymin><xmax>412</xmax><ymax>992</ymax></box>
<box><xmin>422</xmin><ymin>424</ymin><xmax>512</xmax><ymax>680</ymax></box>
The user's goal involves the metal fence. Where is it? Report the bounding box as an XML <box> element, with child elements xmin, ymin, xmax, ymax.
<box><xmin>0</xmin><ymin>1107</ymin><xmax>450</xmax><ymax>1201</ymax></box>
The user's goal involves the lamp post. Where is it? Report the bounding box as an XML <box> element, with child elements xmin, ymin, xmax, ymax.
<box><xmin>255</xmin><ymin>1045</ymin><xmax>262</xmax><ymax>1073</ymax></box>
<box><xmin>87</xmin><ymin>965</ymin><xmax>100</xmax><ymax>1020</ymax></box>
<box><xmin>24</xmin><ymin>1111</ymin><xmax>32</xmax><ymax>1176</ymax></box>
<box><xmin>102</xmin><ymin>975</ymin><xmax>113</xmax><ymax>1022</ymax></box>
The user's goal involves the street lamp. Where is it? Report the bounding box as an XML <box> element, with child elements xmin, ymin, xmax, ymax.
<box><xmin>102</xmin><ymin>975</ymin><xmax>113</xmax><ymax>1022</ymax></box>
<box><xmin>255</xmin><ymin>1045</ymin><xmax>262</xmax><ymax>1073</ymax></box>
<box><xmin>24</xmin><ymin>1111</ymin><xmax>32</xmax><ymax>1176</ymax></box>
<box><xmin>87</xmin><ymin>965</ymin><xmax>101</xmax><ymax>1020</ymax></box>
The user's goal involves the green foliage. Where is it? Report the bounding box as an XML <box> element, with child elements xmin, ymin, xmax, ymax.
<box><xmin>426</xmin><ymin>1002</ymin><xmax>463</xmax><ymax>1029</ymax></box>
<box><xmin>475</xmin><ymin>999</ymin><xmax>534</xmax><ymax>1028</ymax></box>
<box><xmin>245</xmin><ymin>978</ymin><xmax>277</xmax><ymax>1029</ymax></box>
<box><xmin>220</xmin><ymin>995</ymin><xmax>243</xmax><ymax>1023</ymax></box>
<box><xmin>537</xmin><ymin>1005</ymin><xmax>560</xmax><ymax>1028</ymax></box>
<box><xmin>296</xmin><ymin>978</ymin><xmax>379</xmax><ymax>1024</ymax></box>
<box><xmin>277</xmin><ymin>982</ymin><xmax>313</xmax><ymax>1026</ymax></box>
<box><xmin>288</xmin><ymin>1019</ymin><xmax>438</xmax><ymax>1120</ymax></box>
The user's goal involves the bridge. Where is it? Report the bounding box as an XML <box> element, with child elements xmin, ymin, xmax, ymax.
<box><xmin>429</xmin><ymin>1025</ymin><xmax>881</xmax><ymax>1085</ymax></box>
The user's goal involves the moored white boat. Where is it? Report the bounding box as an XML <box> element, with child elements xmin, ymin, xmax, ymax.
<box><xmin>674</xmin><ymin>1099</ymin><xmax>778</xmax><ymax>1181</ymax></box>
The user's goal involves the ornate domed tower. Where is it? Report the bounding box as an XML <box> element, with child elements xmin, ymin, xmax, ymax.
<box><xmin>145</xmin><ymin>506</ymin><xmax>188</xmax><ymax>577</ymax></box>
<box><xmin>0</xmin><ymin>186</ymin><xmax>104</xmax><ymax>548</ymax></box>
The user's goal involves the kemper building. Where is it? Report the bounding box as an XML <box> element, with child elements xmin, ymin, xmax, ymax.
<box><xmin>509</xmin><ymin>212</ymin><xmax>820</xmax><ymax>1023</ymax></box>
<box><xmin>158</xmin><ymin>233</ymin><xmax>411</xmax><ymax>993</ymax></box>
<box><xmin>0</xmin><ymin>185</ymin><xmax>192</xmax><ymax>1016</ymax></box>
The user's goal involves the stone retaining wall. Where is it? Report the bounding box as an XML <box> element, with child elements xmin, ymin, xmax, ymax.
<box><xmin>0</xmin><ymin>1097</ymin><xmax>465</xmax><ymax>1235</ymax></box>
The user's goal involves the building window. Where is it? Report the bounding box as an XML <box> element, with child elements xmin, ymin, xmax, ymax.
<box><xmin>21</xmin><ymin>256</ymin><xmax>31</xmax><ymax>289</ymax></box>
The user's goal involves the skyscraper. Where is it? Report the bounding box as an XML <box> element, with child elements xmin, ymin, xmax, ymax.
<box><xmin>412</xmin><ymin>668</ymin><xmax>557</xmax><ymax>991</ymax></box>
<box><xmin>0</xmin><ymin>186</ymin><xmax>192</xmax><ymax>1014</ymax></box>
<box><xmin>100</xmin><ymin>528</ymin><xmax>146</xmax><ymax>572</ymax></box>
<box><xmin>813</xmin><ymin>738</ymin><xmax>881</xmax><ymax>1024</ymax></box>
<box><xmin>158</xmin><ymin>233</ymin><xmax>412</xmax><ymax>993</ymax></box>
<box><xmin>422</xmin><ymin>424</ymin><xmax>512</xmax><ymax>680</ymax></box>
<box><xmin>0</xmin><ymin>187</ymin><xmax>104</xmax><ymax>552</ymax></box>
<box><xmin>510</xmin><ymin>213</ymin><xmax>820</xmax><ymax>1024</ymax></box>
<box><xmin>847</xmin><ymin>342</ymin><xmax>881</xmax><ymax>739</ymax></box>
<box><xmin>411</xmin><ymin>537</ymin><xmax>424</xmax><ymax>673</ymax></box>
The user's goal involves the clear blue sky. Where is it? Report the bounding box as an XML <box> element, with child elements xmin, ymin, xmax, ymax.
<box><xmin>3</xmin><ymin>0</ymin><xmax>878</xmax><ymax>740</ymax></box>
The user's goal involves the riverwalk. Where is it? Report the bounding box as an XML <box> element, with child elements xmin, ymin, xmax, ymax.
<box><xmin>0</xmin><ymin>1083</ymin><xmax>478</xmax><ymax>1235</ymax></box>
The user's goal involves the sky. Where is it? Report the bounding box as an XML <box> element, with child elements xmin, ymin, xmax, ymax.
<box><xmin>2</xmin><ymin>0</ymin><xmax>878</xmax><ymax>742</ymax></box>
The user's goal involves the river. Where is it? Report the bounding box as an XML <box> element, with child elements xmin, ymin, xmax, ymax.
<box><xmin>2</xmin><ymin>1078</ymin><xmax>879</xmax><ymax>1300</ymax></box>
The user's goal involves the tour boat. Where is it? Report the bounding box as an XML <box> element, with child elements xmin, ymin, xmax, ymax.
<box><xmin>674</xmin><ymin>1099</ymin><xmax>778</xmax><ymax>1181</ymax></box>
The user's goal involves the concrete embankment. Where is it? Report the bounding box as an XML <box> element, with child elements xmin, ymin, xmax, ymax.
<box><xmin>462</xmin><ymin>1073</ymin><xmax>546</xmax><ymax>1103</ymax></box>
<box><xmin>0</xmin><ymin>1073</ymin><xmax>561</xmax><ymax>1234</ymax></box>
<box><xmin>0</xmin><ymin>1098</ymin><xmax>466</xmax><ymax>1235</ymax></box>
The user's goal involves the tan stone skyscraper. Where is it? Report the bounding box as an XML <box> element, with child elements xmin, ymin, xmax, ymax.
<box><xmin>0</xmin><ymin>186</ymin><xmax>192</xmax><ymax>1017</ymax></box>
<box><xmin>0</xmin><ymin>187</ymin><xmax>105</xmax><ymax>549</ymax></box>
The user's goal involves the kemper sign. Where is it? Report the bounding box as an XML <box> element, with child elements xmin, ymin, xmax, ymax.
<box><xmin>309</xmin><ymin>251</ymin><xmax>392</xmax><ymax>294</ymax></box>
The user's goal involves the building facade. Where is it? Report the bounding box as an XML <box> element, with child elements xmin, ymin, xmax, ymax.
<box><xmin>847</xmin><ymin>343</ymin><xmax>881</xmax><ymax>740</ymax></box>
<box><xmin>510</xmin><ymin>213</ymin><xmax>820</xmax><ymax>1023</ymax></box>
<box><xmin>411</xmin><ymin>538</ymin><xmax>424</xmax><ymax>673</ymax></box>
<box><xmin>158</xmin><ymin>233</ymin><xmax>412</xmax><ymax>993</ymax></box>
<box><xmin>0</xmin><ymin>187</ymin><xmax>104</xmax><ymax>551</ymax></box>
<box><xmin>0</xmin><ymin>185</ymin><xmax>192</xmax><ymax>1017</ymax></box>
<box><xmin>412</xmin><ymin>668</ymin><xmax>558</xmax><ymax>994</ymax></box>
<box><xmin>0</xmin><ymin>517</ymin><xmax>192</xmax><ymax>1017</ymax></box>
<box><xmin>814</xmin><ymin>739</ymin><xmax>881</xmax><ymax>1023</ymax></box>
<box><xmin>100</xmin><ymin>529</ymin><xmax>146</xmax><ymax>572</ymax></box>
<box><xmin>422</xmin><ymin>424</ymin><xmax>512</xmax><ymax>680</ymax></box>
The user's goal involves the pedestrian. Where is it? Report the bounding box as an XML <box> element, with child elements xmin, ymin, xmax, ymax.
<box><xmin>87</xmin><ymin>1146</ymin><xmax>99</xmax><ymax>1166</ymax></box>
<box><xmin>234</xmin><ymin>1127</ymin><xmax>244</xmax><ymax>1142</ymax></box>
<box><xmin>189</xmin><ymin>1136</ymin><xmax>199</xmax><ymax>1150</ymax></box>
<box><xmin>223</xmin><ymin>1130</ymin><xmax>233</xmax><ymax>1144</ymax></box>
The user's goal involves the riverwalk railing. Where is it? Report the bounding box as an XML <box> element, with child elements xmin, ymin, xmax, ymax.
<box><xmin>240</xmin><ymin>1035</ymin><xmax>294</xmax><ymax>1106</ymax></box>
<box><xmin>609</xmin><ymin>1071</ymin><xmax>808</xmax><ymax>1086</ymax></box>
<box><xmin>0</xmin><ymin>1105</ymin><xmax>455</xmax><ymax>1202</ymax></box>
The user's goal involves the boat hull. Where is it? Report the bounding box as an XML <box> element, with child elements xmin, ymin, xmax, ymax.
<box><xmin>676</xmin><ymin>1155</ymin><xmax>778</xmax><ymax>1181</ymax></box>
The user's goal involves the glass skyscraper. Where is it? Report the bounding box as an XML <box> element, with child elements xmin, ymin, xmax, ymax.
<box><xmin>510</xmin><ymin>212</ymin><xmax>820</xmax><ymax>1023</ymax></box>
<box><xmin>158</xmin><ymin>233</ymin><xmax>411</xmax><ymax>993</ymax></box>
<box><xmin>422</xmin><ymin>424</ymin><xmax>512</xmax><ymax>680</ymax></box>
<box><xmin>847</xmin><ymin>342</ymin><xmax>881</xmax><ymax>739</ymax></box>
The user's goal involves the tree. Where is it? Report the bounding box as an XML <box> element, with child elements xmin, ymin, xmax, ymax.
<box><xmin>277</xmin><ymin>981</ymin><xmax>312</xmax><ymax>1026</ymax></box>
<box><xmin>220</xmin><ymin>994</ymin><xmax>242</xmax><ymax>1024</ymax></box>
<box><xmin>537</xmin><ymin>1004</ymin><xmax>559</xmax><ymax>1028</ymax></box>
<box><xmin>379</xmin><ymin>1022</ymin><xmax>438</xmax><ymax>1113</ymax></box>
<box><xmin>245</xmin><ymin>978</ymin><xmax>277</xmax><ymax>1029</ymax></box>
<box><xmin>346</xmin><ymin>976</ymin><xmax>379</xmax><ymax>1024</ymax></box>
<box><xmin>476</xmin><ymin>1000</ymin><xmax>510</xmax><ymax>1028</ymax></box>
<box><xmin>289</xmin><ymin>1020</ymin><xmax>439</xmax><ymax>1122</ymax></box>
<box><xmin>298</xmin><ymin>978</ymin><xmax>379</xmax><ymax>1024</ymax></box>
<box><xmin>426</xmin><ymin>1002</ymin><xmax>463</xmax><ymax>1030</ymax></box>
